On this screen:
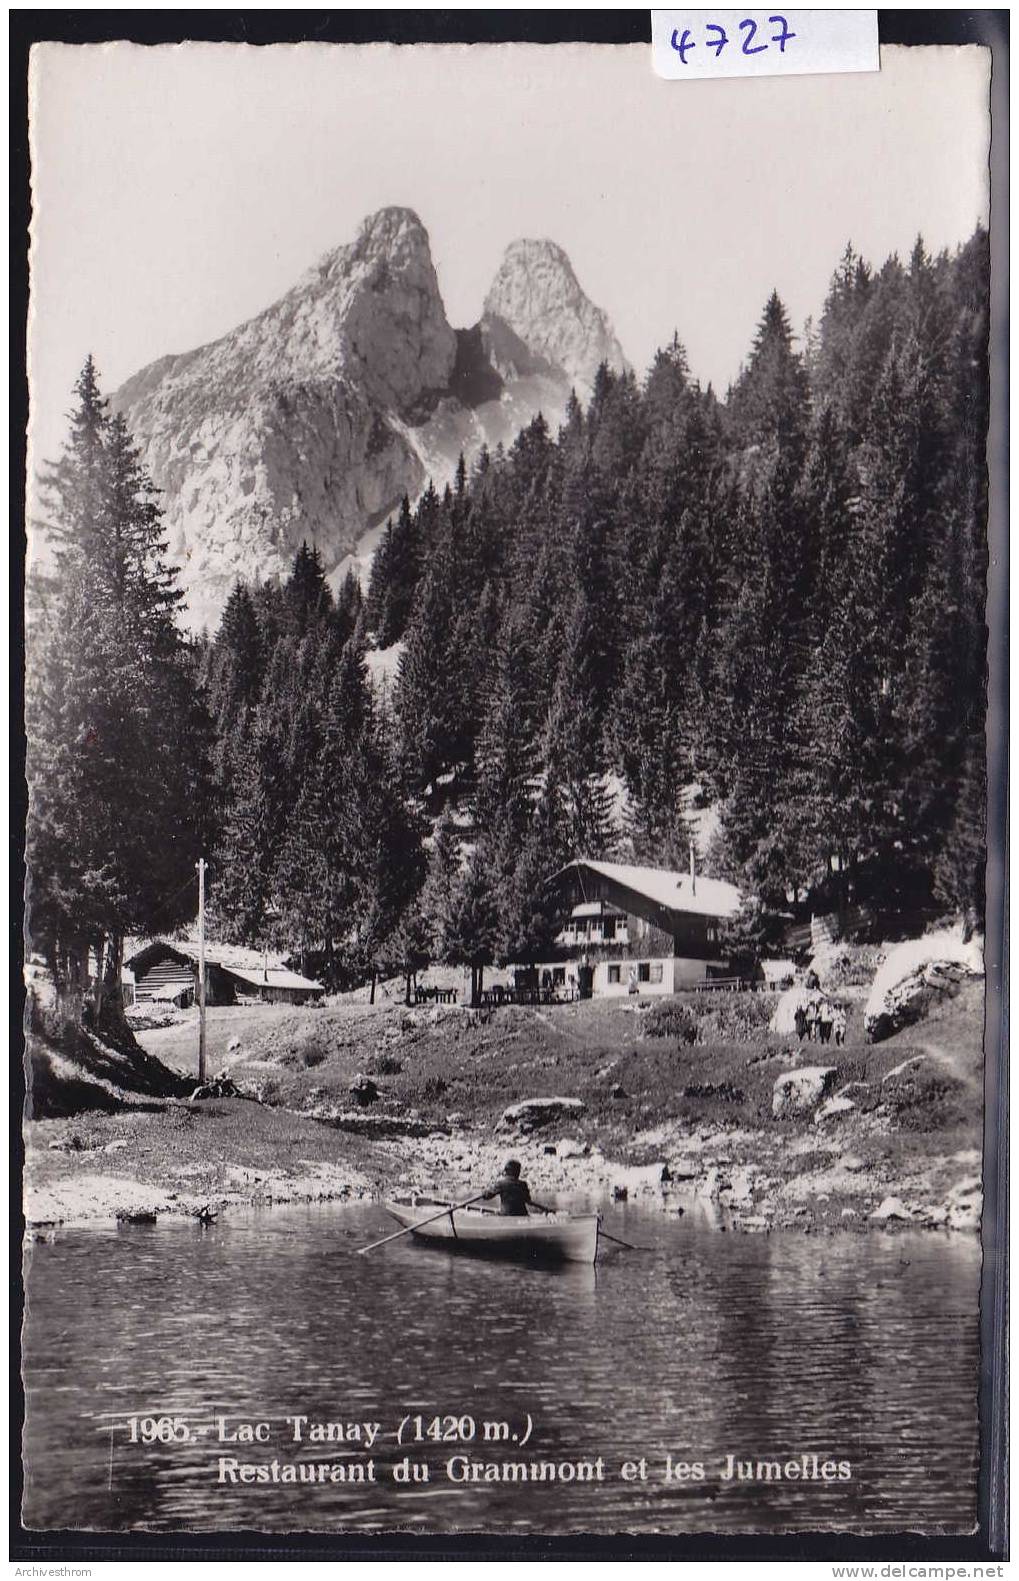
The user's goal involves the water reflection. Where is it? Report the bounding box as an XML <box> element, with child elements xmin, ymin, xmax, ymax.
<box><xmin>22</xmin><ymin>1204</ymin><xmax>979</xmax><ymax>1535</ymax></box>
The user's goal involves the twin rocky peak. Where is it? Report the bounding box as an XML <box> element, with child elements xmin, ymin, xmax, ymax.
<box><xmin>112</xmin><ymin>207</ymin><xmax>628</xmax><ymax>631</ymax></box>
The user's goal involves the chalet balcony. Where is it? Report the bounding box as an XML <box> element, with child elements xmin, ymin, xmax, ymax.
<box><xmin>555</xmin><ymin>924</ymin><xmax>630</xmax><ymax>949</ymax></box>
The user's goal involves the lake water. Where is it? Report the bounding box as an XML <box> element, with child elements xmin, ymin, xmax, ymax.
<box><xmin>22</xmin><ymin>1203</ymin><xmax>980</xmax><ymax>1536</ymax></box>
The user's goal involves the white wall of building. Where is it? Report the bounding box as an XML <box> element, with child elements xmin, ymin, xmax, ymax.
<box><xmin>517</xmin><ymin>955</ymin><xmax>730</xmax><ymax>999</ymax></box>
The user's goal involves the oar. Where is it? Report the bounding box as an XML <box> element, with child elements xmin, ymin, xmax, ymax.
<box><xmin>597</xmin><ymin>1226</ymin><xmax>654</xmax><ymax>1252</ymax></box>
<box><xmin>357</xmin><ymin>1194</ymin><xmax>488</xmax><ymax>1255</ymax></box>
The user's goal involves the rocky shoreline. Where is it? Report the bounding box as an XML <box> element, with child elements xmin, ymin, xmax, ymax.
<box><xmin>375</xmin><ymin>1121</ymin><xmax>982</xmax><ymax>1236</ymax></box>
<box><xmin>25</xmin><ymin>1103</ymin><xmax>981</xmax><ymax>1239</ymax></box>
<box><xmin>24</xmin><ymin>979</ymin><xmax>985</xmax><ymax>1239</ymax></box>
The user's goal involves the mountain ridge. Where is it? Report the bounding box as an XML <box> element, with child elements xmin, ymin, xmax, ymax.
<box><xmin>111</xmin><ymin>207</ymin><xmax>628</xmax><ymax>630</ymax></box>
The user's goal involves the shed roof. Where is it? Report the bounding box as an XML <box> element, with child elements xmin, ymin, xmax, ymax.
<box><xmin>555</xmin><ymin>859</ymin><xmax>741</xmax><ymax>921</ymax></box>
<box><xmin>224</xmin><ymin>966</ymin><xmax>324</xmax><ymax>993</ymax></box>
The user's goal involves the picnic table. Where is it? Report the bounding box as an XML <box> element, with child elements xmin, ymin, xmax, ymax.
<box><xmin>413</xmin><ymin>986</ymin><xmax>458</xmax><ymax>1005</ymax></box>
<box><xmin>477</xmin><ymin>986</ymin><xmax>579</xmax><ymax>1008</ymax></box>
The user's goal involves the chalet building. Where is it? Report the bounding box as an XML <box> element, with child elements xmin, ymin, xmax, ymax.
<box><xmin>123</xmin><ymin>940</ymin><xmax>324</xmax><ymax>1008</ymax></box>
<box><xmin>520</xmin><ymin>858</ymin><xmax>742</xmax><ymax>999</ymax></box>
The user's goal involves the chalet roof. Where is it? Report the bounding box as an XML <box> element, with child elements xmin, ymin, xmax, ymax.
<box><xmin>556</xmin><ymin>859</ymin><xmax>741</xmax><ymax>921</ymax></box>
<box><xmin>125</xmin><ymin>936</ymin><xmax>302</xmax><ymax>975</ymax></box>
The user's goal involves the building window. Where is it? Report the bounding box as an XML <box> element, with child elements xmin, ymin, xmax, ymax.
<box><xmin>603</xmin><ymin>917</ymin><xmax>616</xmax><ymax>941</ymax></box>
<box><xmin>649</xmin><ymin>962</ymin><xmax>663</xmax><ymax>984</ymax></box>
<box><xmin>552</xmin><ymin>967</ymin><xmax>566</xmax><ymax>986</ymax></box>
<box><xmin>706</xmin><ymin>925</ymin><xmax>718</xmax><ymax>943</ymax></box>
<box><xmin>638</xmin><ymin>961</ymin><xmax>651</xmax><ymax>983</ymax></box>
<box><xmin>607</xmin><ymin>964</ymin><xmax>621</xmax><ymax>984</ymax></box>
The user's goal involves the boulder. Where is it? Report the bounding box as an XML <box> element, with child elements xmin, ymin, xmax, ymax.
<box><xmin>497</xmin><ymin>1096</ymin><xmax>585</xmax><ymax>1133</ymax></box>
<box><xmin>870</xmin><ymin>1195</ymin><xmax>913</xmax><ymax>1224</ymax></box>
<box><xmin>772</xmin><ymin>1066</ymin><xmax>838</xmax><ymax>1118</ymax></box>
<box><xmin>945</xmin><ymin>1176</ymin><xmax>982</xmax><ymax>1231</ymax></box>
<box><xmin>863</xmin><ymin>931</ymin><xmax>983</xmax><ymax>1042</ymax></box>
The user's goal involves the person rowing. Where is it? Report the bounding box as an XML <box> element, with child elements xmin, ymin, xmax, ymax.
<box><xmin>481</xmin><ymin>1158</ymin><xmax>554</xmax><ymax>1217</ymax></box>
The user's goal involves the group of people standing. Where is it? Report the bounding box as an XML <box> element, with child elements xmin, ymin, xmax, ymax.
<box><xmin>794</xmin><ymin>995</ymin><xmax>847</xmax><ymax>1045</ymax></box>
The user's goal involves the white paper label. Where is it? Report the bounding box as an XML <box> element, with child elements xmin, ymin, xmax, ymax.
<box><xmin>651</xmin><ymin>10</ymin><xmax>879</xmax><ymax>80</ymax></box>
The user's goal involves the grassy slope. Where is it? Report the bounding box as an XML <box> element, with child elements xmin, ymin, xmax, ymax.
<box><xmin>24</xmin><ymin>1098</ymin><xmax>383</xmax><ymax>1225</ymax></box>
<box><xmin>24</xmin><ymin>982</ymin><xmax>985</xmax><ymax>1229</ymax></box>
<box><xmin>23</xmin><ymin>1009</ymin><xmax>385</xmax><ymax>1223</ymax></box>
<box><xmin>215</xmin><ymin>987</ymin><xmax>982</xmax><ymax>1137</ymax></box>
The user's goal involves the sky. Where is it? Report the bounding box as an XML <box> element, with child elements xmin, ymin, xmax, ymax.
<box><xmin>28</xmin><ymin>42</ymin><xmax>990</xmax><ymax>469</ymax></box>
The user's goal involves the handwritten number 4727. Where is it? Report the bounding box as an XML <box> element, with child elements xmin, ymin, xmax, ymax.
<box><xmin>670</xmin><ymin>16</ymin><xmax>796</xmax><ymax>63</ymax></box>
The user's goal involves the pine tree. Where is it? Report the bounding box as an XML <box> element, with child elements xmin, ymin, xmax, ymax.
<box><xmin>394</xmin><ymin>544</ymin><xmax>475</xmax><ymax>796</ymax></box>
<box><xmin>27</xmin><ymin>360</ymin><xmax>212</xmax><ymax>1021</ymax></box>
<box><xmin>203</xmin><ymin>582</ymin><xmax>264</xmax><ymax>791</ymax></box>
<box><xmin>286</xmin><ymin>541</ymin><xmax>333</xmax><ymax>635</ymax></box>
<box><xmin>933</xmin><ymin>743</ymin><xmax>986</xmax><ymax>935</ymax></box>
<box><xmin>333</xmin><ymin>567</ymin><xmax>364</xmax><ymax>646</ymax></box>
<box><xmin>390</xmin><ymin>901</ymin><xmax>433</xmax><ymax>1004</ymax></box>
<box><xmin>494</xmin><ymin>822</ymin><xmax>562</xmax><ymax>968</ymax></box>
<box><xmin>729</xmin><ymin>290</ymin><xmax>811</xmax><ymax>455</ymax></box>
<box><xmin>543</xmin><ymin>598</ymin><xmax>617</xmax><ymax>861</ymax></box>
<box><xmin>366</xmin><ymin>496</ymin><xmax>420</xmax><ymax>646</ymax></box>
<box><xmin>365</xmin><ymin>520</ymin><xmax>395</xmax><ymax>638</ymax></box>
<box><xmin>473</xmin><ymin>616</ymin><xmax>537</xmax><ymax>839</ymax></box>
<box><xmin>443</xmin><ymin>847</ymin><xmax>499</xmax><ymax>1005</ymax></box>
<box><xmin>420</xmin><ymin>812</ymin><xmax>466</xmax><ymax>962</ymax></box>
<box><xmin>211</xmin><ymin>728</ymin><xmax>275</xmax><ymax>944</ymax></box>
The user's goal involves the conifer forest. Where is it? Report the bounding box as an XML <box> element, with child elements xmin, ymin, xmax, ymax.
<box><xmin>26</xmin><ymin>231</ymin><xmax>990</xmax><ymax>1006</ymax></box>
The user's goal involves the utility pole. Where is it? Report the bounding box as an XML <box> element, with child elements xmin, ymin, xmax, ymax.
<box><xmin>196</xmin><ymin>857</ymin><xmax>207</xmax><ymax>1083</ymax></box>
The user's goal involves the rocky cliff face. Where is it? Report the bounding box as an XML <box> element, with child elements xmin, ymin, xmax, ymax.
<box><xmin>482</xmin><ymin>238</ymin><xmax>628</xmax><ymax>390</ymax></box>
<box><xmin>112</xmin><ymin>208</ymin><xmax>627</xmax><ymax>631</ymax></box>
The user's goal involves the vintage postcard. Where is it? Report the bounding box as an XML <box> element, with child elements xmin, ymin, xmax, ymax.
<box><xmin>20</xmin><ymin>31</ymin><xmax>1000</xmax><ymax>1552</ymax></box>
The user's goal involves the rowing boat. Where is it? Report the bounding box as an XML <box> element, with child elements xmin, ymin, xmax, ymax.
<box><xmin>383</xmin><ymin>1196</ymin><xmax>601</xmax><ymax>1264</ymax></box>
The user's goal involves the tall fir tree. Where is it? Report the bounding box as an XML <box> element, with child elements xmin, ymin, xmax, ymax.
<box><xmin>27</xmin><ymin>359</ymin><xmax>212</xmax><ymax>1021</ymax></box>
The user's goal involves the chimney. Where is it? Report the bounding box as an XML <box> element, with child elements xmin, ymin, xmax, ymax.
<box><xmin>689</xmin><ymin>840</ymin><xmax>696</xmax><ymax>896</ymax></box>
